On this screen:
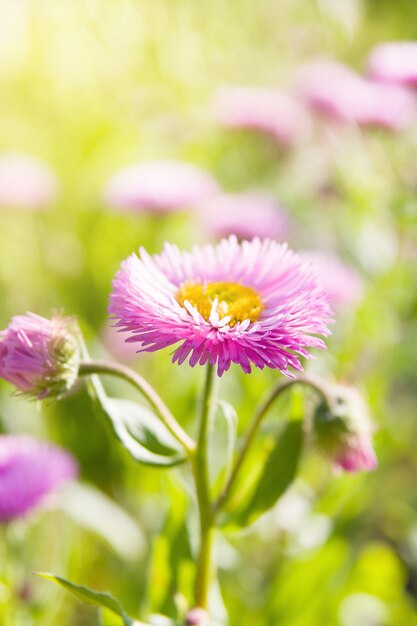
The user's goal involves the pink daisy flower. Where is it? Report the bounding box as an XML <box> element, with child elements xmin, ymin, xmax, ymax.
<box><xmin>197</xmin><ymin>191</ymin><xmax>290</xmax><ymax>242</ymax></box>
<box><xmin>298</xmin><ymin>60</ymin><xmax>417</xmax><ymax>130</ymax></box>
<box><xmin>103</xmin><ymin>160</ymin><xmax>219</xmax><ymax>214</ymax></box>
<box><xmin>368</xmin><ymin>41</ymin><xmax>417</xmax><ymax>87</ymax></box>
<box><xmin>0</xmin><ymin>313</ymin><xmax>80</xmax><ymax>400</ymax></box>
<box><xmin>0</xmin><ymin>435</ymin><xmax>77</xmax><ymax>523</ymax></box>
<box><xmin>213</xmin><ymin>86</ymin><xmax>311</xmax><ymax>146</ymax></box>
<box><xmin>301</xmin><ymin>251</ymin><xmax>363</xmax><ymax>309</ymax></box>
<box><xmin>0</xmin><ymin>153</ymin><xmax>58</xmax><ymax>210</ymax></box>
<box><xmin>109</xmin><ymin>237</ymin><xmax>332</xmax><ymax>377</ymax></box>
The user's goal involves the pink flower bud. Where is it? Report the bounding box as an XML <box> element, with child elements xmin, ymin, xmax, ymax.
<box><xmin>0</xmin><ymin>313</ymin><xmax>80</xmax><ymax>400</ymax></box>
<box><xmin>314</xmin><ymin>385</ymin><xmax>377</xmax><ymax>473</ymax></box>
<box><xmin>333</xmin><ymin>432</ymin><xmax>377</xmax><ymax>473</ymax></box>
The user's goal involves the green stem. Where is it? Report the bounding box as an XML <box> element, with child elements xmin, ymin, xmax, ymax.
<box><xmin>214</xmin><ymin>374</ymin><xmax>331</xmax><ymax>514</ymax></box>
<box><xmin>78</xmin><ymin>360</ymin><xmax>196</xmax><ymax>455</ymax></box>
<box><xmin>192</xmin><ymin>363</ymin><xmax>216</xmax><ymax>609</ymax></box>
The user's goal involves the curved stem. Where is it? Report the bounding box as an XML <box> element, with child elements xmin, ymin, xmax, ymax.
<box><xmin>214</xmin><ymin>374</ymin><xmax>331</xmax><ymax>514</ymax></box>
<box><xmin>192</xmin><ymin>363</ymin><xmax>216</xmax><ymax>609</ymax></box>
<box><xmin>78</xmin><ymin>359</ymin><xmax>195</xmax><ymax>455</ymax></box>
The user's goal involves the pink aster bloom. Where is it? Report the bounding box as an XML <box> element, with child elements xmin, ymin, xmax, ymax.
<box><xmin>298</xmin><ymin>60</ymin><xmax>417</xmax><ymax>130</ymax></box>
<box><xmin>0</xmin><ymin>313</ymin><xmax>80</xmax><ymax>400</ymax></box>
<box><xmin>103</xmin><ymin>160</ymin><xmax>219</xmax><ymax>214</ymax></box>
<box><xmin>0</xmin><ymin>435</ymin><xmax>77</xmax><ymax>523</ymax></box>
<box><xmin>368</xmin><ymin>41</ymin><xmax>417</xmax><ymax>87</ymax></box>
<box><xmin>109</xmin><ymin>236</ymin><xmax>332</xmax><ymax>377</ymax></box>
<box><xmin>0</xmin><ymin>153</ymin><xmax>58</xmax><ymax>210</ymax></box>
<box><xmin>301</xmin><ymin>251</ymin><xmax>363</xmax><ymax>309</ymax></box>
<box><xmin>197</xmin><ymin>191</ymin><xmax>290</xmax><ymax>241</ymax></box>
<box><xmin>213</xmin><ymin>86</ymin><xmax>311</xmax><ymax>146</ymax></box>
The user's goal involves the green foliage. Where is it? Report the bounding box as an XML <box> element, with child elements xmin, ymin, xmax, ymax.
<box><xmin>242</xmin><ymin>420</ymin><xmax>304</xmax><ymax>521</ymax></box>
<box><xmin>208</xmin><ymin>400</ymin><xmax>238</xmax><ymax>494</ymax></box>
<box><xmin>222</xmin><ymin>420</ymin><xmax>304</xmax><ymax>529</ymax></box>
<box><xmin>36</xmin><ymin>573</ymin><xmax>136</xmax><ymax>626</ymax></box>
<box><xmin>146</xmin><ymin>486</ymin><xmax>194</xmax><ymax>618</ymax></box>
<box><xmin>88</xmin><ymin>375</ymin><xmax>186</xmax><ymax>467</ymax></box>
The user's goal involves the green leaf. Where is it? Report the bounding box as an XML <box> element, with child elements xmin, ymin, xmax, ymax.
<box><xmin>208</xmin><ymin>400</ymin><xmax>238</xmax><ymax>491</ymax></box>
<box><xmin>36</xmin><ymin>573</ymin><xmax>135</xmax><ymax>626</ymax></box>
<box><xmin>100</xmin><ymin>608</ymin><xmax>150</xmax><ymax>626</ymax></box>
<box><xmin>226</xmin><ymin>420</ymin><xmax>304</xmax><ymax>528</ymax></box>
<box><xmin>146</xmin><ymin>486</ymin><xmax>193</xmax><ymax>616</ymax></box>
<box><xmin>87</xmin><ymin>375</ymin><xmax>186</xmax><ymax>467</ymax></box>
<box><xmin>60</xmin><ymin>481</ymin><xmax>145</xmax><ymax>560</ymax></box>
<box><xmin>100</xmin><ymin>609</ymin><xmax>124</xmax><ymax>626</ymax></box>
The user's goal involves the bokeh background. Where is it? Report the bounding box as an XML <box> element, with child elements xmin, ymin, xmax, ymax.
<box><xmin>1</xmin><ymin>0</ymin><xmax>417</xmax><ymax>624</ymax></box>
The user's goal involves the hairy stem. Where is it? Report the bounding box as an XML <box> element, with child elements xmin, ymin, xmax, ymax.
<box><xmin>78</xmin><ymin>359</ymin><xmax>195</xmax><ymax>455</ymax></box>
<box><xmin>214</xmin><ymin>374</ymin><xmax>331</xmax><ymax>514</ymax></box>
<box><xmin>192</xmin><ymin>363</ymin><xmax>216</xmax><ymax>609</ymax></box>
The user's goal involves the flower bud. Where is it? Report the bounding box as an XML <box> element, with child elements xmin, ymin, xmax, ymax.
<box><xmin>185</xmin><ymin>608</ymin><xmax>210</xmax><ymax>625</ymax></box>
<box><xmin>0</xmin><ymin>313</ymin><xmax>80</xmax><ymax>400</ymax></box>
<box><xmin>313</xmin><ymin>385</ymin><xmax>377</xmax><ymax>473</ymax></box>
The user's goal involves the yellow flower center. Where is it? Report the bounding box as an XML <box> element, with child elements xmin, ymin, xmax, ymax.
<box><xmin>176</xmin><ymin>281</ymin><xmax>263</xmax><ymax>327</ymax></box>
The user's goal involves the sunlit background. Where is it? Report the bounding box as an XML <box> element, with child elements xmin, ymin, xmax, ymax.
<box><xmin>1</xmin><ymin>0</ymin><xmax>417</xmax><ymax>624</ymax></box>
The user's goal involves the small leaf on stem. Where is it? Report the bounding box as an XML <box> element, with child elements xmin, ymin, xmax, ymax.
<box><xmin>222</xmin><ymin>420</ymin><xmax>304</xmax><ymax>528</ymax></box>
<box><xmin>35</xmin><ymin>573</ymin><xmax>135</xmax><ymax>626</ymax></box>
<box><xmin>208</xmin><ymin>400</ymin><xmax>237</xmax><ymax>493</ymax></box>
<box><xmin>87</xmin><ymin>375</ymin><xmax>186</xmax><ymax>467</ymax></box>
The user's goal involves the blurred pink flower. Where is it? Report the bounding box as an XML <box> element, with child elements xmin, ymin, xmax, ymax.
<box><xmin>0</xmin><ymin>313</ymin><xmax>79</xmax><ymax>400</ymax></box>
<box><xmin>368</xmin><ymin>41</ymin><xmax>417</xmax><ymax>86</ymax></box>
<box><xmin>198</xmin><ymin>191</ymin><xmax>290</xmax><ymax>241</ymax></box>
<box><xmin>213</xmin><ymin>85</ymin><xmax>311</xmax><ymax>146</ymax></box>
<box><xmin>0</xmin><ymin>153</ymin><xmax>58</xmax><ymax>210</ymax></box>
<box><xmin>101</xmin><ymin>321</ymin><xmax>140</xmax><ymax>364</ymax></box>
<box><xmin>301</xmin><ymin>251</ymin><xmax>363</xmax><ymax>309</ymax></box>
<box><xmin>298</xmin><ymin>60</ymin><xmax>417</xmax><ymax>130</ymax></box>
<box><xmin>103</xmin><ymin>160</ymin><xmax>219</xmax><ymax>214</ymax></box>
<box><xmin>0</xmin><ymin>434</ymin><xmax>77</xmax><ymax>523</ymax></box>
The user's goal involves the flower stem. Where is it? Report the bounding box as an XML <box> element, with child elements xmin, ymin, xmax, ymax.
<box><xmin>214</xmin><ymin>374</ymin><xmax>331</xmax><ymax>514</ymax></box>
<box><xmin>78</xmin><ymin>359</ymin><xmax>196</xmax><ymax>455</ymax></box>
<box><xmin>192</xmin><ymin>363</ymin><xmax>216</xmax><ymax>610</ymax></box>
